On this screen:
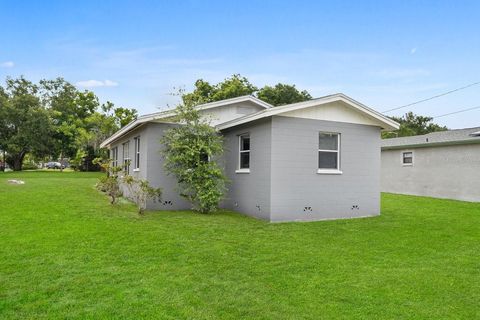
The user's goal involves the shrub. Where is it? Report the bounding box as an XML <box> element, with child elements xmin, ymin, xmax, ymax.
<box><xmin>161</xmin><ymin>97</ymin><xmax>227</xmax><ymax>214</ymax></box>
<box><xmin>123</xmin><ymin>176</ymin><xmax>162</xmax><ymax>214</ymax></box>
<box><xmin>94</xmin><ymin>158</ymin><xmax>122</xmax><ymax>204</ymax></box>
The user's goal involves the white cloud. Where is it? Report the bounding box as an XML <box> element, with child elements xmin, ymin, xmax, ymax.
<box><xmin>0</xmin><ymin>61</ymin><xmax>14</xmax><ymax>68</ymax></box>
<box><xmin>76</xmin><ymin>79</ymin><xmax>119</xmax><ymax>88</ymax></box>
<box><xmin>410</xmin><ymin>48</ymin><xmax>417</xmax><ymax>54</ymax></box>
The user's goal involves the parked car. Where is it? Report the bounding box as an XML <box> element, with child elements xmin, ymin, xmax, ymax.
<box><xmin>46</xmin><ymin>162</ymin><xmax>64</xmax><ymax>169</ymax></box>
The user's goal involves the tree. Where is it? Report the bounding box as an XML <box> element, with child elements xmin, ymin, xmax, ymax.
<box><xmin>181</xmin><ymin>74</ymin><xmax>313</xmax><ymax>107</ymax></box>
<box><xmin>94</xmin><ymin>159</ymin><xmax>123</xmax><ymax>204</ymax></box>
<box><xmin>182</xmin><ymin>74</ymin><xmax>258</xmax><ymax>105</ymax></box>
<box><xmin>123</xmin><ymin>175</ymin><xmax>162</xmax><ymax>214</ymax></box>
<box><xmin>113</xmin><ymin>106</ymin><xmax>138</xmax><ymax>127</ymax></box>
<box><xmin>257</xmin><ymin>83</ymin><xmax>312</xmax><ymax>106</ymax></box>
<box><xmin>383</xmin><ymin>112</ymin><xmax>448</xmax><ymax>138</ymax></box>
<box><xmin>40</xmin><ymin>78</ymin><xmax>92</xmax><ymax>170</ymax></box>
<box><xmin>161</xmin><ymin>97</ymin><xmax>227</xmax><ymax>213</ymax></box>
<box><xmin>0</xmin><ymin>75</ymin><xmax>137</xmax><ymax>171</ymax></box>
<box><xmin>0</xmin><ymin>77</ymin><xmax>54</xmax><ymax>171</ymax></box>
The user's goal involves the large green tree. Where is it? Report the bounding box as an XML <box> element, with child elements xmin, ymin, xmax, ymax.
<box><xmin>182</xmin><ymin>74</ymin><xmax>313</xmax><ymax>107</ymax></box>
<box><xmin>0</xmin><ymin>76</ymin><xmax>137</xmax><ymax>171</ymax></box>
<box><xmin>0</xmin><ymin>77</ymin><xmax>54</xmax><ymax>170</ymax></box>
<box><xmin>40</xmin><ymin>78</ymin><xmax>93</xmax><ymax>166</ymax></box>
<box><xmin>257</xmin><ymin>83</ymin><xmax>312</xmax><ymax>106</ymax></box>
<box><xmin>182</xmin><ymin>74</ymin><xmax>258</xmax><ymax>105</ymax></box>
<box><xmin>383</xmin><ymin>112</ymin><xmax>448</xmax><ymax>138</ymax></box>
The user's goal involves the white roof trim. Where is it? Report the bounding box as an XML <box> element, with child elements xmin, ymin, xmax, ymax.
<box><xmin>216</xmin><ymin>93</ymin><xmax>400</xmax><ymax>131</ymax></box>
<box><xmin>100</xmin><ymin>95</ymin><xmax>272</xmax><ymax>148</ymax></box>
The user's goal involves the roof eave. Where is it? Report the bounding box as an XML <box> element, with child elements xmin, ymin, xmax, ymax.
<box><xmin>216</xmin><ymin>93</ymin><xmax>400</xmax><ymax>131</ymax></box>
<box><xmin>100</xmin><ymin>95</ymin><xmax>272</xmax><ymax>148</ymax></box>
<box><xmin>382</xmin><ymin>138</ymin><xmax>480</xmax><ymax>150</ymax></box>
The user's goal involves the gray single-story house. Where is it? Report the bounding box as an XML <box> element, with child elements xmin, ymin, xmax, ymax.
<box><xmin>381</xmin><ymin>127</ymin><xmax>480</xmax><ymax>202</ymax></box>
<box><xmin>100</xmin><ymin>94</ymin><xmax>399</xmax><ymax>222</ymax></box>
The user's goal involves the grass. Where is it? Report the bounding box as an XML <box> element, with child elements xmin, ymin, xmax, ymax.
<box><xmin>0</xmin><ymin>171</ymin><xmax>478</xmax><ymax>319</ymax></box>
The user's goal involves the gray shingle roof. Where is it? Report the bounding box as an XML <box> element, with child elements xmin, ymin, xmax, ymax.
<box><xmin>381</xmin><ymin>126</ymin><xmax>480</xmax><ymax>149</ymax></box>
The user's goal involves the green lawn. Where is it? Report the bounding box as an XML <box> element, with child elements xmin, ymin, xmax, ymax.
<box><xmin>0</xmin><ymin>171</ymin><xmax>478</xmax><ymax>319</ymax></box>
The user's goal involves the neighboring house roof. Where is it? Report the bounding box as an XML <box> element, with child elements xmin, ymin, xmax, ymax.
<box><xmin>216</xmin><ymin>93</ymin><xmax>399</xmax><ymax>131</ymax></box>
<box><xmin>100</xmin><ymin>95</ymin><xmax>272</xmax><ymax>148</ymax></box>
<box><xmin>381</xmin><ymin>126</ymin><xmax>480</xmax><ymax>150</ymax></box>
<box><xmin>101</xmin><ymin>93</ymin><xmax>399</xmax><ymax>148</ymax></box>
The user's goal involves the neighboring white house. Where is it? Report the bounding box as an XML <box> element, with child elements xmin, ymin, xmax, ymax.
<box><xmin>101</xmin><ymin>94</ymin><xmax>399</xmax><ymax>222</ymax></box>
<box><xmin>381</xmin><ymin>127</ymin><xmax>480</xmax><ymax>202</ymax></box>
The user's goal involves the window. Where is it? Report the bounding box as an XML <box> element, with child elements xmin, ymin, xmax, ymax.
<box><xmin>134</xmin><ymin>137</ymin><xmax>140</xmax><ymax>170</ymax></box>
<box><xmin>123</xmin><ymin>141</ymin><xmax>130</xmax><ymax>174</ymax></box>
<box><xmin>318</xmin><ymin>132</ymin><xmax>341</xmax><ymax>173</ymax></box>
<box><xmin>237</xmin><ymin>134</ymin><xmax>250</xmax><ymax>173</ymax></box>
<box><xmin>402</xmin><ymin>151</ymin><xmax>413</xmax><ymax>165</ymax></box>
<box><xmin>111</xmin><ymin>147</ymin><xmax>118</xmax><ymax>168</ymax></box>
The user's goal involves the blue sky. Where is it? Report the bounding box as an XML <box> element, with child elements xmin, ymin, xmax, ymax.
<box><xmin>1</xmin><ymin>0</ymin><xmax>479</xmax><ymax>128</ymax></box>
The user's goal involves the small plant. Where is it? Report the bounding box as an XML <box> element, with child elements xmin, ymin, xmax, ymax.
<box><xmin>123</xmin><ymin>175</ymin><xmax>162</xmax><ymax>214</ymax></box>
<box><xmin>93</xmin><ymin>158</ymin><xmax>123</xmax><ymax>204</ymax></box>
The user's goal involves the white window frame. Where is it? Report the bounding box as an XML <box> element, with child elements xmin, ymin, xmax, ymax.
<box><xmin>133</xmin><ymin>136</ymin><xmax>140</xmax><ymax>171</ymax></box>
<box><xmin>111</xmin><ymin>147</ymin><xmax>118</xmax><ymax>168</ymax></box>
<box><xmin>317</xmin><ymin>132</ymin><xmax>342</xmax><ymax>175</ymax></box>
<box><xmin>236</xmin><ymin>133</ymin><xmax>250</xmax><ymax>173</ymax></box>
<box><xmin>402</xmin><ymin>151</ymin><xmax>414</xmax><ymax>166</ymax></box>
<box><xmin>123</xmin><ymin>141</ymin><xmax>130</xmax><ymax>174</ymax></box>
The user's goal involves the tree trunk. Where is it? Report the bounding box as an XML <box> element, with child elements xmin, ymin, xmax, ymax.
<box><xmin>60</xmin><ymin>150</ymin><xmax>64</xmax><ymax>172</ymax></box>
<box><xmin>13</xmin><ymin>151</ymin><xmax>26</xmax><ymax>171</ymax></box>
<box><xmin>1</xmin><ymin>150</ymin><xmax>5</xmax><ymax>172</ymax></box>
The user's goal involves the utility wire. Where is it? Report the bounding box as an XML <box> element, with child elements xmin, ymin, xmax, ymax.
<box><xmin>432</xmin><ymin>105</ymin><xmax>480</xmax><ymax>119</ymax></box>
<box><xmin>382</xmin><ymin>81</ymin><xmax>480</xmax><ymax>113</ymax></box>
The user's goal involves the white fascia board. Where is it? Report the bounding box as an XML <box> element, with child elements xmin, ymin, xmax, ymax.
<box><xmin>216</xmin><ymin>94</ymin><xmax>400</xmax><ymax>131</ymax></box>
<box><xmin>195</xmin><ymin>95</ymin><xmax>273</xmax><ymax>110</ymax></box>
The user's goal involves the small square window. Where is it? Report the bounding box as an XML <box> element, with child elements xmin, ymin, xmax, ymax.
<box><xmin>402</xmin><ymin>152</ymin><xmax>413</xmax><ymax>165</ymax></box>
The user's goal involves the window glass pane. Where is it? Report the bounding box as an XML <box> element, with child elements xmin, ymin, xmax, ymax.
<box><xmin>241</xmin><ymin>136</ymin><xmax>250</xmax><ymax>151</ymax></box>
<box><xmin>319</xmin><ymin>133</ymin><xmax>338</xmax><ymax>150</ymax></box>
<box><xmin>319</xmin><ymin>151</ymin><xmax>338</xmax><ymax>169</ymax></box>
<box><xmin>123</xmin><ymin>142</ymin><xmax>129</xmax><ymax>158</ymax></box>
<box><xmin>403</xmin><ymin>152</ymin><xmax>413</xmax><ymax>164</ymax></box>
<box><xmin>240</xmin><ymin>152</ymin><xmax>250</xmax><ymax>169</ymax></box>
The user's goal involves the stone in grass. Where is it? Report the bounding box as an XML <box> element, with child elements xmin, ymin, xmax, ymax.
<box><xmin>8</xmin><ymin>179</ymin><xmax>25</xmax><ymax>185</ymax></box>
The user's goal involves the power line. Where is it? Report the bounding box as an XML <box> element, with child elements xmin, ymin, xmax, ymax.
<box><xmin>432</xmin><ymin>105</ymin><xmax>480</xmax><ymax>119</ymax></box>
<box><xmin>382</xmin><ymin>81</ymin><xmax>480</xmax><ymax>113</ymax></box>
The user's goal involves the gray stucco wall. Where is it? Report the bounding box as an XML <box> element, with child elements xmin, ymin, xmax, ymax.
<box><xmin>269</xmin><ymin>116</ymin><xmax>381</xmax><ymax>222</ymax></box>
<box><xmin>381</xmin><ymin>144</ymin><xmax>480</xmax><ymax>202</ymax></box>
<box><xmin>109</xmin><ymin>122</ymin><xmax>191</xmax><ymax>210</ymax></box>
<box><xmin>109</xmin><ymin>125</ymin><xmax>148</xmax><ymax>181</ymax></box>
<box><xmin>109</xmin><ymin>117</ymin><xmax>383</xmax><ymax>222</ymax></box>
<box><xmin>221</xmin><ymin>118</ymin><xmax>272</xmax><ymax>220</ymax></box>
<box><xmin>143</xmin><ymin>123</ymin><xmax>192</xmax><ymax>210</ymax></box>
